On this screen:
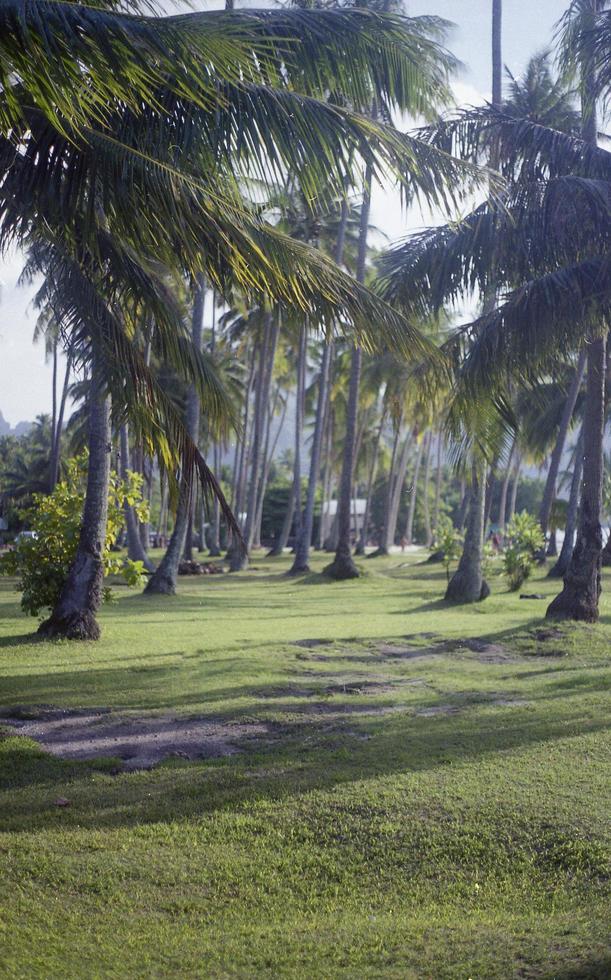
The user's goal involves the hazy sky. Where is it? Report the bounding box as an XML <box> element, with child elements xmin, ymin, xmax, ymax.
<box><xmin>0</xmin><ymin>0</ymin><xmax>563</xmax><ymax>426</ymax></box>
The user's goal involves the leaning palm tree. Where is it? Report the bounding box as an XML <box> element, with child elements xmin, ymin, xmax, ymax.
<box><xmin>3</xmin><ymin>2</ymin><xmax>480</xmax><ymax>636</ymax></box>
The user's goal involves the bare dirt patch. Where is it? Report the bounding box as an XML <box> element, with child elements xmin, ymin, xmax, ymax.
<box><xmin>415</xmin><ymin>704</ymin><xmax>461</xmax><ymax>717</ymax></box>
<box><xmin>1</xmin><ymin>708</ymin><xmax>269</xmax><ymax>770</ymax></box>
<box><xmin>376</xmin><ymin>643</ymin><xmax>442</xmax><ymax>660</ymax></box>
<box><xmin>292</xmin><ymin>638</ymin><xmax>334</xmax><ymax>649</ymax></box>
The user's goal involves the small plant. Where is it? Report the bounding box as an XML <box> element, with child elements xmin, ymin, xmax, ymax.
<box><xmin>0</xmin><ymin>453</ymin><xmax>148</xmax><ymax>617</ymax></box>
<box><xmin>431</xmin><ymin>515</ymin><xmax>464</xmax><ymax>583</ymax></box>
<box><xmin>502</xmin><ymin>511</ymin><xmax>545</xmax><ymax>591</ymax></box>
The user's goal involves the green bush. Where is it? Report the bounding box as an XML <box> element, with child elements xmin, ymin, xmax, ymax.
<box><xmin>431</xmin><ymin>515</ymin><xmax>464</xmax><ymax>583</ymax></box>
<box><xmin>0</xmin><ymin>453</ymin><xmax>148</xmax><ymax>617</ymax></box>
<box><xmin>502</xmin><ymin>511</ymin><xmax>545</xmax><ymax>591</ymax></box>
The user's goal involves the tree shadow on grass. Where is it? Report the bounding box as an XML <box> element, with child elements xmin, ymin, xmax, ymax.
<box><xmin>0</xmin><ymin>632</ymin><xmax>46</xmax><ymax>650</ymax></box>
<box><xmin>1</xmin><ymin>691</ymin><xmax>608</xmax><ymax>833</ymax></box>
<box><xmin>549</xmin><ymin>956</ymin><xmax>611</xmax><ymax>979</ymax></box>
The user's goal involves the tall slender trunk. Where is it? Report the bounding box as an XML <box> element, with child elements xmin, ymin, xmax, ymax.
<box><xmin>293</xmin><ymin>199</ymin><xmax>348</xmax><ymax>570</ymax></box>
<box><xmin>209</xmin><ymin>442</ymin><xmax>222</xmax><ymax>556</ymax></box>
<box><xmin>49</xmin><ymin>340</ymin><xmax>58</xmax><ymax>491</ymax></box>
<box><xmin>145</xmin><ymin>274</ymin><xmax>205</xmax><ymax>593</ymax></box>
<box><xmin>325</xmin><ymin>165</ymin><xmax>372</xmax><ymax>579</ymax></box>
<box><xmin>445</xmin><ymin>463</ymin><xmax>489</xmax><ymax>603</ymax></box>
<box><xmin>320</xmin><ymin>408</ymin><xmax>335</xmax><ymax>550</ymax></box>
<box><xmin>457</xmin><ymin>479</ymin><xmax>469</xmax><ymax>530</ymax></box>
<box><xmin>157</xmin><ymin>470</ymin><xmax>169</xmax><ymax>545</ymax></box>
<box><xmin>433</xmin><ymin>432</ymin><xmax>443</xmax><ymax>534</ymax></box>
<box><xmin>267</xmin><ymin>483</ymin><xmax>295</xmax><ymax>557</ymax></box>
<box><xmin>492</xmin><ymin>0</ymin><xmax>502</xmax><ymax>108</ymax></box>
<box><xmin>371</xmin><ymin>413</ymin><xmax>401</xmax><ymax>557</ymax></box>
<box><xmin>547</xmin><ymin>28</ymin><xmax>606</xmax><ymax>622</ymax></box>
<box><xmin>356</xmin><ymin>407</ymin><xmax>386</xmax><ymax>557</ymax></box>
<box><xmin>287</xmin><ymin>326</ymin><xmax>307</xmax><ymax>568</ymax></box>
<box><xmin>422</xmin><ymin>430</ymin><xmax>433</xmax><ymax>548</ymax></box>
<box><xmin>39</xmin><ymin>354</ymin><xmax>112</xmax><ymax>639</ymax></box>
<box><xmin>120</xmin><ymin>423</ymin><xmax>155</xmax><ymax>572</ymax></box>
<box><xmin>549</xmin><ymin>428</ymin><xmax>584</xmax><ymax>578</ymax></box>
<box><xmin>508</xmin><ymin>454</ymin><xmax>521</xmax><ymax>520</ymax></box>
<box><xmin>50</xmin><ymin>350</ymin><xmax>73</xmax><ymax>490</ymax></box>
<box><xmin>547</xmin><ymin>333</ymin><xmax>607</xmax><ymax>620</ymax></box>
<box><xmin>294</xmin><ymin>336</ymin><xmax>332</xmax><ymax>564</ymax></box>
<box><xmin>405</xmin><ymin>437</ymin><xmax>424</xmax><ymax>544</ymax></box>
<box><xmin>539</xmin><ymin>349</ymin><xmax>587</xmax><ymax>538</ymax></box>
<box><xmin>253</xmin><ymin>321</ymin><xmax>280</xmax><ymax>549</ymax></box>
<box><xmin>232</xmin><ymin>348</ymin><xmax>256</xmax><ymax>516</ymax></box>
<box><xmin>483</xmin><ymin>460</ymin><xmax>498</xmax><ymax>532</ymax></box>
<box><xmin>386</xmin><ymin>428</ymin><xmax>412</xmax><ymax>550</ymax></box>
<box><xmin>497</xmin><ymin>437</ymin><xmax>516</xmax><ymax>529</ymax></box>
<box><xmin>231</xmin><ymin>313</ymin><xmax>276</xmax><ymax>569</ymax></box>
<box><xmin>291</xmin><ymin>325</ymin><xmax>322</xmax><ymax>572</ymax></box>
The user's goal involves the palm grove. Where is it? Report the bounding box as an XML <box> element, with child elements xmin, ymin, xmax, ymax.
<box><xmin>0</xmin><ymin>0</ymin><xmax>609</xmax><ymax>638</ymax></box>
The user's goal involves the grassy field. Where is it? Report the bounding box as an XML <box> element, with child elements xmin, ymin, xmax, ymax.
<box><xmin>0</xmin><ymin>551</ymin><xmax>609</xmax><ymax>979</ymax></box>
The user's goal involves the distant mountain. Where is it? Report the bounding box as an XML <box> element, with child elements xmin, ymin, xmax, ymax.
<box><xmin>0</xmin><ymin>410</ymin><xmax>32</xmax><ymax>437</ymax></box>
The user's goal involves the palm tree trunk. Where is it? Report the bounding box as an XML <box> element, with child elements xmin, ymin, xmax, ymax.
<box><xmin>356</xmin><ymin>407</ymin><xmax>386</xmax><ymax>557</ymax></box>
<box><xmin>550</xmin><ymin>427</ymin><xmax>584</xmax><ymax>578</ymax></box>
<box><xmin>371</xmin><ymin>413</ymin><xmax>401</xmax><ymax>557</ymax></box>
<box><xmin>267</xmin><ymin>483</ymin><xmax>295</xmax><ymax>557</ymax></box>
<box><xmin>497</xmin><ymin>437</ymin><xmax>515</xmax><ymax>529</ymax></box>
<box><xmin>405</xmin><ymin>437</ymin><xmax>424</xmax><ymax>544</ymax></box>
<box><xmin>145</xmin><ymin>274</ymin><xmax>205</xmax><ymax>593</ymax></box>
<box><xmin>445</xmin><ymin>463</ymin><xmax>489</xmax><ymax>603</ymax></box>
<box><xmin>492</xmin><ymin>0</ymin><xmax>502</xmax><ymax>108</ymax></box>
<box><xmin>547</xmin><ymin>33</ymin><xmax>605</xmax><ymax>622</ymax></box>
<box><xmin>546</xmin><ymin>333</ymin><xmax>607</xmax><ymax>621</ymax></box>
<box><xmin>483</xmin><ymin>460</ymin><xmax>498</xmax><ymax>532</ymax></box>
<box><xmin>320</xmin><ymin>408</ymin><xmax>335</xmax><ymax>550</ymax></box>
<box><xmin>120</xmin><ymin>423</ymin><xmax>155</xmax><ymax>572</ymax></box>
<box><xmin>209</xmin><ymin>442</ymin><xmax>222</xmax><ymax>556</ymax></box>
<box><xmin>508</xmin><ymin>454</ymin><xmax>521</xmax><ymax>520</ymax></box>
<box><xmin>287</xmin><ymin>326</ymin><xmax>308</xmax><ymax>570</ymax></box>
<box><xmin>292</xmin><ymin>332</ymin><xmax>331</xmax><ymax>573</ymax></box>
<box><xmin>422</xmin><ymin>430</ymin><xmax>433</xmax><ymax>548</ymax></box>
<box><xmin>387</xmin><ymin>429</ymin><xmax>412</xmax><ymax>550</ymax></box>
<box><xmin>50</xmin><ymin>350</ymin><xmax>73</xmax><ymax>490</ymax></box>
<box><xmin>325</xmin><ymin>165</ymin><xmax>372</xmax><ymax>580</ymax></box>
<box><xmin>433</xmin><ymin>432</ymin><xmax>443</xmax><ymax>534</ymax></box>
<box><xmin>231</xmin><ymin>313</ymin><xmax>275</xmax><ymax>569</ymax></box>
<box><xmin>539</xmin><ymin>348</ymin><xmax>587</xmax><ymax>539</ymax></box>
<box><xmin>39</xmin><ymin>356</ymin><xmax>112</xmax><ymax>639</ymax></box>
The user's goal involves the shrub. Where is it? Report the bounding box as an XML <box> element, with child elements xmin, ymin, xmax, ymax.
<box><xmin>431</xmin><ymin>515</ymin><xmax>464</xmax><ymax>583</ymax></box>
<box><xmin>503</xmin><ymin>511</ymin><xmax>545</xmax><ymax>591</ymax></box>
<box><xmin>0</xmin><ymin>453</ymin><xmax>148</xmax><ymax>617</ymax></box>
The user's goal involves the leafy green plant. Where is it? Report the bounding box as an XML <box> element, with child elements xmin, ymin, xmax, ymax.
<box><xmin>0</xmin><ymin>453</ymin><xmax>148</xmax><ymax>617</ymax></box>
<box><xmin>431</xmin><ymin>515</ymin><xmax>464</xmax><ymax>583</ymax></box>
<box><xmin>503</xmin><ymin>511</ymin><xmax>545</xmax><ymax>591</ymax></box>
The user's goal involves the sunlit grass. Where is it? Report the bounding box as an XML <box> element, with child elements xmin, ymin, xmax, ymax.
<box><xmin>1</xmin><ymin>552</ymin><xmax>609</xmax><ymax>978</ymax></box>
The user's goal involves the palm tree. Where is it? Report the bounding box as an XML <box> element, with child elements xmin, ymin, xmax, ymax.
<box><xmin>378</xmin><ymin>75</ymin><xmax>610</xmax><ymax>617</ymax></box>
<box><xmin>4</xmin><ymin>3</ymin><xmax>473</xmax><ymax>636</ymax></box>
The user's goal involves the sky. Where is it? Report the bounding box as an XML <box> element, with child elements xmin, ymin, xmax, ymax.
<box><xmin>0</xmin><ymin>0</ymin><xmax>563</xmax><ymax>427</ymax></box>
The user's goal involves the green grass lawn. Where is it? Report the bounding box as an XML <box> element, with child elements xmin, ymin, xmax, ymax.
<box><xmin>0</xmin><ymin>552</ymin><xmax>609</xmax><ymax>979</ymax></box>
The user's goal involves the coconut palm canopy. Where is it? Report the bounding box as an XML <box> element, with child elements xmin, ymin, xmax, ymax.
<box><xmin>378</xmin><ymin>110</ymin><xmax>611</xmax><ymax>403</ymax></box>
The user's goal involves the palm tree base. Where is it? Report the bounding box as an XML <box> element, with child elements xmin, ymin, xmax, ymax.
<box><xmin>208</xmin><ymin>547</ymin><xmax>222</xmax><ymax>558</ymax></box>
<box><xmin>367</xmin><ymin>547</ymin><xmax>388</xmax><ymax>559</ymax></box>
<box><xmin>288</xmin><ymin>561</ymin><xmax>310</xmax><ymax>575</ymax></box>
<box><xmin>38</xmin><ymin>609</ymin><xmax>101</xmax><ymax>641</ymax></box>
<box><xmin>143</xmin><ymin>573</ymin><xmax>176</xmax><ymax>596</ymax></box>
<box><xmin>323</xmin><ymin>556</ymin><xmax>360</xmax><ymax>580</ymax></box>
<box><xmin>546</xmin><ymin>521</ymin><xmax>602</xmax><ymax>622</ymax></box>
<box><xmin>444</xmin><ymin>574</ymin><xmax>489</xmax><ymax>604</ymax></box>
<box><xmin>229</xmin><ymin>552</ymin><xmax>249</xmax><ymax>572</ymax></box>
